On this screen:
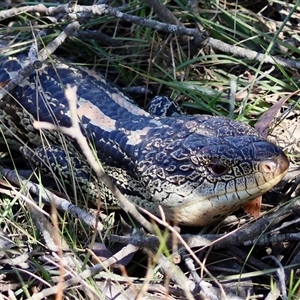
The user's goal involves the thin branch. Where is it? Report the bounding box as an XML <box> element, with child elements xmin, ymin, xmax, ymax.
<box><xmin>157</xmin><ymin>253</ymin><xmax>197</xmax><ymax>300</ymax></box>
<box><xmin>29</xmin><ymin>243</ymin><xmax>139</xmax><ymax>300</ymax></box>
<box><xmin>0</xmin><ymin>4</ymin><xmax>69</xmax><ymax>20</ymax></box>
<box><xmin>0</xmin><ymin>21</ymin><xmax>80</xmax><ymax>100</ymax></box>
<box><xmin>137</xmin><ymin>206</ymin><xmax>227</xmax><ymax>298</ymax></box>
<box><xmin>104</xmin><ymin>5</ymin><xmax>204</xmax><ymax>38</ymax></box>
<box><xmin>2</xmin><ymin>3</ymin><xmax>300</xmax><ymax>69</ymax></box>
<box><xmin>262</xmin><ymin>255</ymin><xmax>287</xmax><ymax>299</ymax></box>
<box><xmin>183</xmin><ymin>253</ymin><xmax>220</xmax><ymax>300</ymax></box>
<box><xmin>0</xmin><ymin>4</ymin><xmax>207</xmax><ymax>39</ymax></box>
<box><xmin>144</xmin><ymin>0</ymin><xmax>182</xmax><ymax>26</ymax></box>
<box><xmin>1</xmin><ymin>168</ymin><xmax>104</xmax><ymax>231</ymax></box>
<box><xmin>207</xmin><ymin>37</ymin><xmax>300</xmax><ymax>69</ymax></box>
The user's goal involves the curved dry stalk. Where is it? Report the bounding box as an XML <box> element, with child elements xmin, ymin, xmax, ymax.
<box><xmin>34</xmin><ymin>85</ymin><xmax>155</xmax><ymax>234</ymax></box>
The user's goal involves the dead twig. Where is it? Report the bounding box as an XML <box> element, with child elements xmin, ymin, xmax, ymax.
<box><xmin>0</xmin><ymin>21</ymin><xmax>80</xmax><ymax>100</ymax></box>
<box><xmin>29</xmin><ymin>243</ymin><xmax>139</xmax><ymax>300</ymax></box>
<box><xmin>2</xmin><ymin>2</ymin><xmax>300</xmax><ymax>71</ymax></box>
<box><xmin>1</xmin><ymin>168</ymin><xmax>104</xmax><ymax>231</ymax></box>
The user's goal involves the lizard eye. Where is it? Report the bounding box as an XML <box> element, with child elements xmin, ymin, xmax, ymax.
<box><xmin>208</xmin><ymin>161</ymin><xmax>228</xmax><ymax>175</ymax></box>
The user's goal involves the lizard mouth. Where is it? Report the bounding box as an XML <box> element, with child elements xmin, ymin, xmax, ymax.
<box><xmin>158</xmin><ymin>153</ymin><xmax>290</xmax><ymax>227</ymax></box>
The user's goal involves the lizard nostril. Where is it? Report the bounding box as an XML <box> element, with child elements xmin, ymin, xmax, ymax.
<box><xmin>261</xmin><ymin>161</ymin><xmax>277</xmax><ymax>174</ymax></box>
<box><xmin>260</xmin><ymin>154</ymin><xmax>289</xmax><ymax>176</ymax></box>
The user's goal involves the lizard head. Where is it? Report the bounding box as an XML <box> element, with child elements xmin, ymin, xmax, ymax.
<box><xmin>136</xmin><ymin>115</ymin><xmax>289</xmax><ymax>226</ymax></box>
